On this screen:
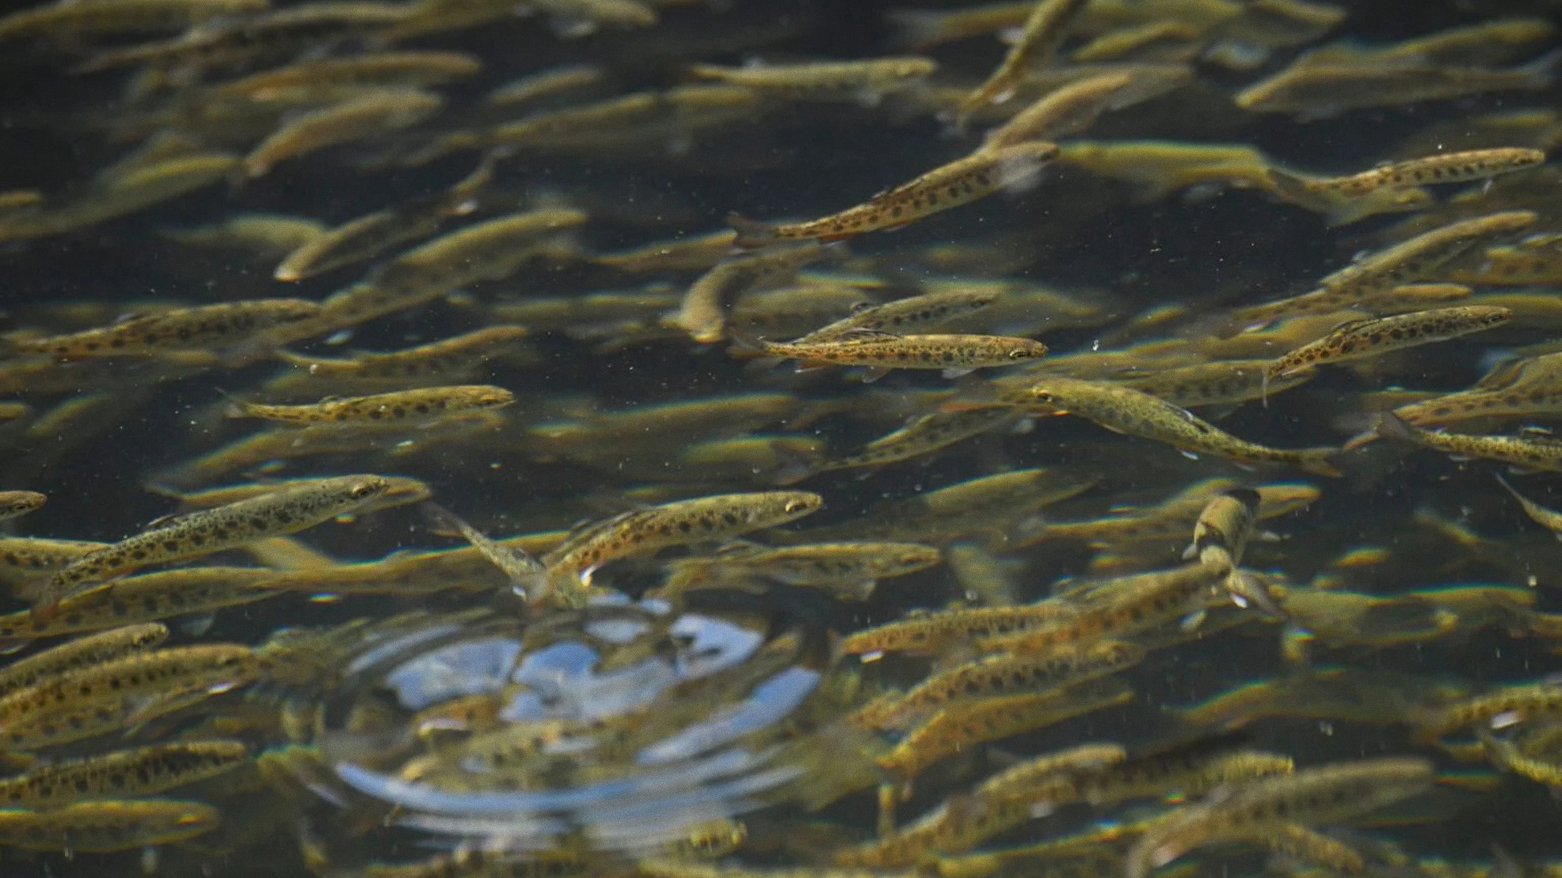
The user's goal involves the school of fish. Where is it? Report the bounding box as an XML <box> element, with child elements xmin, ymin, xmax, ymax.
<box><xmin>0</xmin><ymin>0</ymin><xmax>1561</xmax><ymax>877</ymax></box>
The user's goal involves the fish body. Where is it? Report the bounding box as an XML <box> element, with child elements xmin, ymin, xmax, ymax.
<box><xmin>0</xmin><ymin>491</ymin><xmax>45</xmax><ymax>521</ymax></box>
<box><xmin>242</xmin><ymin>88</ymin><xmax>445</xmax><ymax>178</ymax></box>
<box><xmin>0</xmin><ymin>741</ymin><xmax>248</xmax><ymax>808</ymax></box>
<box><xmin>1266</xmin><ymin>306</ymin><xmax>1512</xmax><ymax>382</ymax></box>
<box><xmin>1378</xmin><ymin>411</ymin><xmax>1562</xmax><ymax>471</ymax></box>
<box><xmin>1293</xmin><ymin>147</ymin><xmax>1546</xmax><ymax>197</ymax></box>
<box><xmin>796</xmin><ymin>289</ymin><xmax>1001</xmax><ymax>343</ymax></box>
<box><xmin>9</xmin><ymin>299</ymin><xmax>321</xmax><ymax>362</ymax></box>
<box><xmin>32</xmin><ymin>475</ymin><xmax>389</xmax><ymax>614</ymax></box>
<box><xmin>0</xmin><ymin>798</ymin><xmax>220</xmax><ymax>851</ymax></box>
<box><xmin>730</xmin><ymin>142</ymin><xmax>1059</xmax><ymax>246</ymax></box>
<box><xmin>959</xmin><ymin>0</ymin><xmax>1094</xmax><ymax>120</ymax></box>
<box><xmin>542</xmin><ymin>492</ymin><xmax>824</xmax><ymax>599</ymax></box>
<box><xmin>1012</xmin><ymin>376</ymin><xmax>1341</xmax><ymax>475</ymax></box>
<box><xmin>739</xmin><ymin>333</ymin><xmax>1048</xmax><ymax>378</ymax></box>
<box><xmin>228</xmin><ymin>385</ymin><xmax>514</xmax><ymax>425</ymax></box>
<box><xmin>689</xmin><ymin>57</ymin><xmax>937</xmax><ymax>99</ymax></box>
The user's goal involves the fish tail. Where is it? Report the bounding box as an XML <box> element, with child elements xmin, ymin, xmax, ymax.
<box><xmin>1298</xmin><ymin>448</ymin><xmax>1345</xmax><ymax>478</ymax></box>
<box><xmin>727</xmin><ymin>212</ymin><xmax>781</xmax><ymax>248</ymax></box>
<box><xmin>1515</xmin><ymin>46</ymin><xmax>1562</xmax><ymax>88</ymax></box>
<box><xmin>1374</xmin><ymin>410</ymin><xmax>1417</xmax><ymax>443</ymax></box>
<box><xmin>1265</xmin><ymin>166</ymin><xmax>1328</xmax><ymax>210</ymax></box>
<box><xmin>727</xmin><ymin>330</ymin><xmax>782</xmax><ymax>372</ymax></box>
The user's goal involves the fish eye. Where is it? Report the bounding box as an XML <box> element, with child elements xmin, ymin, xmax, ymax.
<box><xmin>1008</xmin><ymin>348</ymin><xmax>1030</xmax><ymax>359</ymax></box>
<box><xmin>1032</xmin><ymin>390</ymin><xmax>1053</xmax><ymax>403</ymax></box>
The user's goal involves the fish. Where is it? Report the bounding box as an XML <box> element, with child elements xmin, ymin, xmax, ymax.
<box><xmin>273</xmin><ymin>153</ymin><xmax>494</xmax><ymax>280</ymax></box>
<box><xmin>214</xmin><ymin>51</ymin><xmax>483</xmax><ymax>102</ymax></box>
<box><xmin>0</xmin><ymin>0</ymin><xmax>267</xmax><ymax>42</ymax></box>
<box><xmin>28</xmin><ymin>475</ymin><xmax>389</xmax><ymax>616</ymax></box>
<box><xmin>1496</xmin><ymin>475</ymin><xmax>1562</xmax><ymax>538</ymax></box>
<box><xmin>5</xmin><ymin>299</ymin><xmax>322</xmax><ymax>364</ymax></box>
<box><xmin>688</xmin><ymin>57</ymin><xmax>937</xmax><ymax>101</ymax></box>
<box><xmin>1225</xmin><ymin>212</ymin><xmax>1536</xmax><ymax>331</ymax></box>
<box><xmin>226</xmin><ymin>385</ymin><xmax>515</xmax><ymax>425</ymax></box>
<box><xmin>795</xmin><ymin>289</ymin><xmax>1002</xmax><ymax>343</ymax></box>
<box><xmin>0</xmin><ymin>568</ymin><xmax>282</xmax><ymax>647</ymax></box>
<box><xmin>1376</xmin><ymin>410</ymin><xmax>1562</xmax><ymax>472</ymax></box>
<box><xmin>661</xmin><ymin>541</ymin><xmax>941</xmax><ymax>600</ymax></box>
<box><xmin>0</xmin><ymin>491</ymin><xmax>45</xmax><ymax>521</ymax></box>
<box><xmin>841</xmin><ymin>601</ymin><xmax>1079</xmax><ymax>657</ymax></box>
<box><xmin>958</xmin><ymin>0</ymin><xmax>1094</xmax><ymax>121</ymax></box>
<box><xmin>981</xmin><ymin>68</ymin><xmax>1190</xmax><ymax>149</ymax></box>
<box><xmin>734</xmin><ymin>332</ymin><xmax>1048</xmax><ymax>381</ymax></box>
<box><xmin>1272</xmin><ymin>147</ymin><xmax>1546</xmax><ymax>198</ymax></box>
<box><xmin>876</xmin><ymin>682</ymin><xmax>1134</xmax><ymax>780</ymax></box>
<box><xmin>729</xmin><ymin>142</ymin><xmax>1059</xmax><ymax>246</ymax></box>
<box><xmin>1235</xmin><ymin>51</ymin><xmax>1560</xmax><ymax>117</ymax></box>
<box><xmin>878</xmin><ymin>640</ymin><xmax>1145</xmax><ymax>727</ymax></box>
<box><xmin>241</xmin><ymin>88</ymin><xmax>445</xmax><ymax>178</ymax></box>
<box><xmin>785</xmin><ymin>405</ymin><xmax>1022</xmax><ymax>482</ymax></box>
<box><xmin>0</xmin><ymin>798</ymin><xmax>220</xmax><ymax>852</ymax></box>
<box><xmin>1263</xmin><ymin>306</ymin><xmax>1513</xmax><ymax>395</ymax></box>
<box><xmin>0</xmin><ymin>624</ymin><xmax>168</xmax><ymax>697</ymax></box>
<box><xmin>978</xmin><ymin>559</ymin><xmax>1232</xmax><ymax>653</ymax></box>
<box><xmin>1119</xmin><ymin>359</ymin><xmax>1317</xmax><ymax>408</ymax></box>
<box><xmin>1123</xmin><ymin>758</ymin><xmax>1434</xmax><ymax>878</ymax></box>
<box><xmin>673</xmin><ymin>242</ymin><xmax>831</xmax><ymax>344</ymax></box>
<box><xmin>1412</xmin><ymin>680</ymin><xmax>1562</xmax><ymax>744</ymax></box>
<box><xmin>0</xmin><ymin>741</ymin><xmax>249</xmax><ymax>809</ymax></box>
<box><xmin>1000</xmin><ymin>375</ymin><xmax>1342</xmax><ymax>475</ymax></box>
<box><xmin>541</xmin><ymin>491</ymin><xmax>824</xmax><ymax>602</ymax></box>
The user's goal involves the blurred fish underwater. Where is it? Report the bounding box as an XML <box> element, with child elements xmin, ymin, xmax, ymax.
<box><xmin>2</xmin><ymin>0</ymin><xmax>1562</xmax><ymax>875</ymax></box>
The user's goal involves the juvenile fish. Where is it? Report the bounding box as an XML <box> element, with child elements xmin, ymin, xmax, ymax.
<box><xmin>982</xmin><ymin>68</ymin><xmax>1189</xmax><ymax>149</ymax></box>
<box><xmin>689</xmin><ymin>57</ymin><xmax>937</xmax><ymax>100</ymax></box>
<box><xmin>980</xmin><ymin>559</ymin><xmax>1231</xmax><ymax>653</ymax></box>
<box><xmin>662</xmin><ymin>542</ymin><xmax>941</xmax><ymax>600</ymax></box>
<box><xmin>0</xmin><ymin>741</ymin><xmax>249</xmax><ymax>809</ymax></box>
<box><xmin>841</xmin><ymin>601</ymin><xmax>1078</xmax><ymax>656</ymax></box>
<box><xmin>0</xmin><ymin>624</ymin><xmax>167</xmax><ymax>697</ymax></box>
<box><xmin>1005</xmin><ymin>376</ymin><xmax>1341</xmax><ymax>475</ymax></box>
<box><xmin>0</xmin><ymin>798</ymin><xmax>220</xmax><ymax>851</ymax></box>
<box><xmin>736</xmin><ymin>332</ymin><xmax>1048</xmax><ymax>381</ymax></box>
<box><xmin>730</xmin><ymin>142</ymin><xmax>1059</xmax><ymax>246</ymax></box>
<box><xmin>241</xmin><ymin>88</ymin><xmax>445</xmax><ymax>178</ymax></box>
<box><xmin>1497</xmin><ymin>474</ymin><xmax>1562</xmax><ymax>538</ymax></box>
<box><xmin>0</xmin><ymin>0</ymin><xmax>265</xmax><ymax>41</ymax></box>
<box><xmin>880</xmin><ymin>640</ymin><xmax>1145</xmax><ymax>726</ymax></box>
<box><xmin>1377</xmin><ymin>411</ymin><xmax>1562</xmax><ymax>472</ymax></box>
<box><xmin>0</xmin><ymin>538</ymin><xmax>108</xmax><ymax>588</ymax></box>
<box><xmin>29</xmin><ymin>475</ymin><xmax>389</xmax><ymax>616</ymax></box>
<box><xmin>787</xmin><ymin>406</ymin><xmax>1021</xmax><ymax>482</ymax></box>
<box><xmin>876</xmin><ymin>683</ymin><xmax>1134</xmax><ymax>779</ymax></box>
<box><xmin>227</xmin><ymin>385</ymin><xmax>514</xmax><ymax>425</ymax></box>
<box><xmin>797</xmin><ymin>289</ymin><xmax>1001</xmax><ymax>343</ymax></box>
<box><xmin>0</xmin><ymin>490</ymin><xmax>45</xmax><ymax>521</ymax></box>
<box><xmin>274</xmin><ymin>154</ymin><xmax>494</xmax><ymax>281</ymax></box>
<box><xmin>1280</xmin><ymin>147</ymin><xmax>1545</xmax><ymax>197</ymax></box>
<box><xmin>542</xmin><ymin>492</ymin><xmax>824</xmax><ymax>601</ymax></box>
<box><xmin>1226</xmin><ymin>212</ymin><xmax>1536</xmax><ymax>331</ymax></box>
<box><xmin>7</xmin><ymin>299</ymin><xmax>321</xmax><ymax>362</ymax></box>
<box><xmin>0</xmin><ymin>569</ymin><xmax>282</xmax><ymax>647</ymax></box>
<box><xmin>1235</xmin><ymin>52</ymin><xmax>1560</xmax><ymax>116</ymax></box>
<box><xmin>1119</xmin><ymin>359</ymin><xmax>1316</xmax><ymax>408</ymax></box>
<box><xmin>958</xmin><ymin>0</ymin><xmax>1094</xmax><ymax>121</ymax></box>
<box><xmin>673</xmin><ymin>242</ymin><xmax>829</xmax><ymax>344</ymax></box>
<box><xmin>1264</xmin><ymin>306</ymin><xmax>1512</xmax><ymax>392</ymax></box>
<box><xmin>269</xmin><ymin>325</ymin><xmax>530</xmax><ymax>393</ymax></box>
<box><xmin>298</xmin><ymin>208</ymin><xmax>587</xmax><ymax>337</ymax></box>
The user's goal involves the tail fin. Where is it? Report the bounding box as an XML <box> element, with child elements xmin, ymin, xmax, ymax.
<box><xmin>727</xmin><ymin>212</ymin><xmax>782</xmax><ymax>248</ymax></box>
